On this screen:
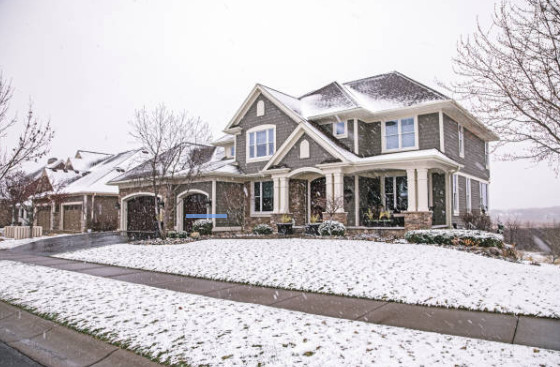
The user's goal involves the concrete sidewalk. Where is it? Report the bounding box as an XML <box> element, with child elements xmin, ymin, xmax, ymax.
<box><xmin>1</xmin><ymin>250</ymin><xmax>559</xmax><ymax>352</ymax></box>
<box><xmin>0</xmin><ymin>302</ymin><xmax>161</xmax><ymax>367</ymax></box>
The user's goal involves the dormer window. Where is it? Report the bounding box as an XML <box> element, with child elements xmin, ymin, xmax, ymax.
<box><xmin>246</xmin><ymin>125</ymin><xmax>275</xmax><ymax>162</ymax></box>
<box><xmin>224</xmin><ymin>144</ymin><xmax>235</xmax><ymax>159</ymax></box>
<box><xmin>333</xmin><ymin>121</ymin><xmax>347</xmax><ymax>138</ymax></box>
<box><xmin>256</xmin><ymin>100</ymin><xmax>265</xmax><ymax>117</ymax></box>
<box><xmin>382</xmin><ymin>117</ymin><xmax>417</xmax><ymax>152</ymax></box>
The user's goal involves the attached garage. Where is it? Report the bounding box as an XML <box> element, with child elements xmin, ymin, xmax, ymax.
<box><xmin>36</xmin><ymin>206</ymin><xmax>51</xmax><ymax>232</ymax></box>
<box><xmin>63</xmin><ymin>204</ymin><xmax>82</xmax><ymax>232</ymax></box>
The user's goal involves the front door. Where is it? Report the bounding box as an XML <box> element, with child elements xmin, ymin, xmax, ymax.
<box><xmin>310</xmin><ymin>177</ymin><xmax>326</xmax><ymax>221</ymax></box>
<box><xmin>183</xmin><ymin>194</ymin><xmax>207</xmax><ymax>232</ymax></box>
<box><xmin>432</xmin><ymin>173</ymin><xmax>446</xmax><ymax>225</ymax></box>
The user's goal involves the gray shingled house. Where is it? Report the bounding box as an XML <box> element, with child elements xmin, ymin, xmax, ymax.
<box><xmin>112</xmin><ymin>72</ymin><xmax>498</xmax><ymax>235</ymax></box>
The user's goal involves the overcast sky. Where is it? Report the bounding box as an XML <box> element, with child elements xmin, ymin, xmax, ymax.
<box><xmin>0</xmin><ymin>0</ymin><xmax>558</xmax><ymax>210</ymax></box>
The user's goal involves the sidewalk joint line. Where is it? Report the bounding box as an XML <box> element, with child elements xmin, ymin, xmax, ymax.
<box><xmin>268</xmin><ymin>293</ymin><xmax>302</xmax><ymax>306</ymax></box>
<box><xmin>354</xmin><ymin>301</ymin><xmax>389</xmax><ymax>321</ymax></box>
<box><xmin>511</xmin><ymin>315</ymin><xmax>520</xmax><ymax>344</ymax></box>
<box><xmin>84</xmin><ymin>347</ymin><xmax>119</xmax><ymax>367</ymax></box>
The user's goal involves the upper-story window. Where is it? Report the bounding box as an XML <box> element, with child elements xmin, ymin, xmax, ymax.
<box><xmin>256</xmin><ymin>100</ymin><xmax>265</xmax><ymax>117</ymax></box>
<box><xmin>224</xmin><ymin>144</ymin><xmax>235</xmax><ymax>159</ymax></box>
<box><xmin>247</xmin><ymin>125</ymin><xmax>275</xmax><ymax>162</ymax></box>
<box><xmin>333</xmin><ymin>120</ymin><xmax>347</xmax><ymax>138</ymax></box>
<box><xmin>382</xmin><ymin>117</ymin><xmax>417</xmax><ymax>152</ymax></box>
<box><xmin>459</xmin><ymin>125</ymin><xmax>465</xmax><ymax>158</ymax></box>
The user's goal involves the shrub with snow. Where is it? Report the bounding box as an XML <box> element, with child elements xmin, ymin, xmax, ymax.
<box><xmin>405</xmin><ymin>229</ymin><xmax>503</xmax><ymax>248</ymax></box>
<box><xmin>319</xmin><ymin>220</ymin><xmax>346</xmax><ymax>236</ymax></box>
<box><xmin>192</xmin><ymin>219</ymin><xmax>213</xmax><ymax>235</ymax></box>
<box><xmin>252</xmin><ymin>224</ymin><xmax>273</xmax><ymax>235</ymax></box>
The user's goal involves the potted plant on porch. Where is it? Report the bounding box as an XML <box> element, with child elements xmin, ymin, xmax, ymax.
<box><xmin>305</xmin><ymin>214</ymin><xmax>321</xmax><ymax>235</ymax></box>
<box><xmin>276</xmin><ymin>214</ymin><xmax>294</xmax><ymax>235</ymax></box>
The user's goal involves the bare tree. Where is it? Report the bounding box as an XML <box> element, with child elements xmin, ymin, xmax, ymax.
<box><xmin>0</xmin><ymin>170</ymin><xmax>32</xmax><ymax>225</ymax></box>
<box><xmin>218</xmin><ymin>182</ymin><xmax>246</xmax><ymax>231</ymax></box>
<box><xmin>448</xmin><ymin>0</ymin><xmax>560</xmax><ymax>171</ymax></box>
<box><xmin>0</xmin><ymin>73</ymin><xmax>54</xmax><ymax>181</ymax></box>
<box><xmin>129</xmin><ymin>104</ymin><xmax>211</xmax><ymax>238</ymax></box>
<box><xmin>320</xmin><ymin>195</ymin><xmax>345</xmax><ymax>221</ymax></box>
<box><xmin>538</xmin><ymin>221</ymin><xmax>560</xmax><ymax>262</ymax></box>
<box><xmin>504</xmin><ymin>216</ymin><xmax>521</xmax><ymax>245</ymax></box>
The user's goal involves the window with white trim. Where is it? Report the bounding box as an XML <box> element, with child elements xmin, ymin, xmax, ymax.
<box><xmin>453</xmin><ymin>174</ymin><xmax>459</xmax><ymax>215</ymax></box>
<box><xmin>459</xmin><ymin>125</ymin><xmax>465</xmax><ymax>157</ymax></box>
<box><xmin>253</xmin><ymin>181</ymin><xmax>273</xmax><ymax>213</ymax></box>
<box><xmin>465</xmin><ymin>177</ymin><xmax>471</xmax><ymax>212</ymax></box>
<box><xmin>299</xmin><ymin>139</ymin><xmax>310</xmax><ymax>159</ymax></box>
<box><xmin>480</xmin><ymin>182</ymin><xmax>488</xmax><ymax>212</ymax></box>
<box><xmin>247</xmin><ymin>126</ymin><xmax>275</xmax><ymax>161</ymax></box>
<box><xmin>333</xmin><ymin>120</ymin><xmax>347</xmax><ymax>138</ymax></box>
<box><xmin>256</xmin><ymin>100</ymin><xmax>265</xmax><ymax>116</ymax></box>
<box><xmin>384</xmin><ymin>176</ymin><xmax>408</xmax><ymax>211</ymax></box>
<box><xmin>383</xmin><ymin>117</ymin><xmax>416</xmax><ymax>151</ymax></box>
<box><xmin>230</xmin><ymin>145</ymin><xmax>235</xmax><ymax>157</ymax></box>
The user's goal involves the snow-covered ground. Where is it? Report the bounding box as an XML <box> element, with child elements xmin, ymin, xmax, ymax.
<box><xmin>0</xmin><ymin>260</ymin><xmax>557</xmax><ymax>367</ymax></box>
<box><xmin>56</xmin><ymin>239</ymin><xmax>560</xmax><ymax>318</ymax></box>
<box><xmin>0</xmin><ymin>233</ymin><xmax>69</xmax><ymax>250</ymax></box>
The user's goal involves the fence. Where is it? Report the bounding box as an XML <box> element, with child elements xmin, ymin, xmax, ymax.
<box><xmin>4</xmin><ymin>226</ymin><xmax>43</xmax><ymax>240</ymax></box>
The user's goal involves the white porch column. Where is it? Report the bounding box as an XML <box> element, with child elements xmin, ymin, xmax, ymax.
<box><xmin>325</xmin><ymin>172</ymin><xmax>333</xmax><ymax>207</ymax></box>
<box><xmin>211</xmin><ymin>180</ymin><xmax>217</xmax><ymax>227</ymax></box>
<box><xmin>406</xmin><ymin>168</ymin><xmax>417</xmax><ymax>212</ymax></box>
<box><xmin>279</xmin><ymin>176</ymin><xmax>289</xmax><ymax>213</ymax></box>
<box><xmin>417</xmin><ymin>168</ymin><xmax>429</xmax><ymax>212</ymax></box>
<box><xmin>333</xmin><ymin>171</ymin><xmax>345</xmax><ymax>213</ymax></box>
<box><xmin>273</xmin><ymin>177</ymin><xmax>280</xmax><ymax>214</ymax></box>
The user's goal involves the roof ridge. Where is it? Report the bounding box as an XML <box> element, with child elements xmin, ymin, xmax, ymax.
<box><xmin>342</xmin><ymin>72</ymin><xmax>393</xmax><ymax>86</ymax></box>
<box><xmin>391</xmin><ymin>71</ymin><xmax>450</xmax><ymax>100</ymax></box>
<box><xmin>258</xmin><ymin>83</ymin><xmax>299</xmax><ymax>100</ymax></box>
<box><xmin>333</xmin><ymin>81</ymin><xmax>361</xmax><ymax>107</ymax></box>
<box><xmin>299</xmin><ymin>81</ymin><xmax>339</xmax><ymax>99</ymax></box>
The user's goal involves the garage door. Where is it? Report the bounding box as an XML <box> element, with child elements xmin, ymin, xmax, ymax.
<box><xmin>127</xmin><ymin>196</ymin><xmax>156</xmax><ymax>232</ymax></box>
<box><xmin>36</xmin><ymin>206</ymin><xmax>51</xmax><ymax>231</ymax></box>
<box><xmin>63</xmin><ymin>204</ymin><xmax>82</xmax><ymax>232</ymax></box>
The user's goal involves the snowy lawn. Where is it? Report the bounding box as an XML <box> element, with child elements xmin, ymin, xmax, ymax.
<box><xmin>55</xmin><ymin>239</ymin><xmax>560</xmax><ymax>318</ymax></box>
<box><xmin>0</xmin><ymin>233</ymin><xmax>69</xmax><ymax>250</ymax></box>
<box><xmin>0</xmin><ymin>260</ymin><xmax>558</xmax><ymax>367</ymax></box>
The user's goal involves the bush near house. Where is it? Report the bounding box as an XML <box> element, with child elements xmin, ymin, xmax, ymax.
<box><xmin>192</xmin><ymin>219</ymin><xmax>213</xmax><ymax>235</ymax></box>
<box><xmin>318</xmin><ymin>220</ymin><xmax>346</xmax><ymax>236</ymax></box>
<box><xmin>252</xmin><ymin>224</ymin><xmax>273</xmax><ymax>235</ymax></box>
<box><xmin>405</xmin><ymin>229</ymin><xmax>504</xmax><ymax>248</ymax></box>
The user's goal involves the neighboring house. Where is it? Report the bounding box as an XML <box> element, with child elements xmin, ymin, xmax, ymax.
<box><xmin>112</xmin><ymin>71</ymin><xmax>498</xmax><ymax>234</ymax></box>
<box><xmin>29</xmin><ymin>149</ymin><xmax>148</xmax><ymax>233</ymax></box>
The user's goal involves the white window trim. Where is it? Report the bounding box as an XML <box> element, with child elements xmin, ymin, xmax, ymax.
<box><xmin>465</xmin><ymin>177</ymin><xmax>472</xmax><ymax>213</ymax></box>
<box><xmin>333</xmin><ymin>120</ymin><xmax>348</xmax><ymax>139</ymax></box>
<box><xmin>246</xmin><ymin>124</ymin><xmax>276</xmax><ymax>163</ymax></box>
<box><xmin>459</xmin><ymin>125</ymin><xmax>465</xmax><ymax>158</ymax></box>
<box><xmin>384</xmin><ymin>175</ymin><xmax>407</xmax><ymax>211</ymax></box>
<box><xmin>452</xmin><ymin>174</ymin><xmax>459</xmax><ymax>216</ymax></box>
<box><xmin>381</xmin><ymin>116</ymin><xmax>419</xmax><ymax>153</ymax></box>
<box><xmin>484</xmin><ymin>142</ymin><xmax>490</xmax><ymax>169</ymax></box>
<box><xmin>250</xmin><ymin>181</ymin><xmax>274</xmax><ymax>216</ymax></box>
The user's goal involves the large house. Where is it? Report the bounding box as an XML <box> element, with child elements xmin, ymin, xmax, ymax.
<box><xmin>112</xmin><ymin>72</ymin><xmax>498</xmax><ymax>234</ymax></box>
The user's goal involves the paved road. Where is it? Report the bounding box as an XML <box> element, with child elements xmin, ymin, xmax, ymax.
<box><xmin>0</xmin><ymin>341</ymin><xmax>44</xmax><ymax>367</ymax></box>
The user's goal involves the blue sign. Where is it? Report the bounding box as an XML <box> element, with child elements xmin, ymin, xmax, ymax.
<box><xmin>186</xmin><ymin>214</ymin><xmax>227</xmax><ymax>219</ymax></box>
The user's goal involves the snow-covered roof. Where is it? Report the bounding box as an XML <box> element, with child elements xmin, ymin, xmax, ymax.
<box><xmin>211</xmin><ymin>135</ymin><xmax>235</xmax><ymax>146</ymax></box>
<box><xmin>66</xmin><ymin>150</ymin><xmax>111</xmax><ymax>172</ymax></box>
<box><xmin>61</xmin><ymin>150</ymin><xmax>148</xmax><ymax>194</ymax></box>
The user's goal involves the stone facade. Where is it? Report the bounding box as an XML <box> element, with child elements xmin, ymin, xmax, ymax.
<box><xmin>289</xmin><ymin>179</ymin><xmax>307</xmax><ymax>225</ymax></box>
<box><xmin>322</xmin><ymin>212</ymin><xmax>348</xmax><ymax>226</ymax></box>
<box><xmin>404</xmin><ymin>211</ymin><xmax>433</xmax><ymax>231</ymax></box>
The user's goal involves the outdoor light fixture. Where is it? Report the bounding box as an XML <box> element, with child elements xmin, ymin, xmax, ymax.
<box><xmin>205</xmin><ymin>198</ymin><xmax>212</xmax><ymax>207</ymax></box>
<box><xmin>115</xmin><ymin>202</ymin><xmax>121</xmax><ymax>210</ymax></box>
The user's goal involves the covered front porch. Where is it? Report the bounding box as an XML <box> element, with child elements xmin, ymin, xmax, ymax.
<box><xmin>266</xmin><ymin>153</ymin><xmax>459</xmax><ymax>231</ymax></box>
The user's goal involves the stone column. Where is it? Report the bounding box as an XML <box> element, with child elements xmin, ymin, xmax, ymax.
<box><xmin>417</xmin><ymin>168</ymin><xmax>429</xmax><ymax>212</ymax></box>
<box><xmin>406</xmin><ymin>168</ymin><xmax>417</xmax><ymax>212</ymax></box>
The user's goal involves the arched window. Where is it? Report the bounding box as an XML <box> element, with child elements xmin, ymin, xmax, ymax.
<box><xmin>299</xmin><ymin>139</ymin><xmax>310</xmax><ymax>159</ymax></box>
<box><xmin>256</xmin><ymin>100</ymin><xmax>265</xmax><ymax>116</ymax></box>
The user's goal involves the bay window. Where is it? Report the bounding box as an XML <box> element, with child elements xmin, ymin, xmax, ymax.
<box><xmin>253</xmin><ymin>181</ymin><xmax>273</xmax><ymax>213</ymax></box>
<box><xmin>247</xmin><ymin>125</ymin><xmax>275</xmax><ymax>161</ymax></box>
<box><xmin>384</xmin><ymin>176</ymin><xmax>408</xmax><ymax>211</ymax></box>
<box><xmin>383</xmin><ymin>117</ymin><xmax>417</xmax><ymax>152</ymax></box>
